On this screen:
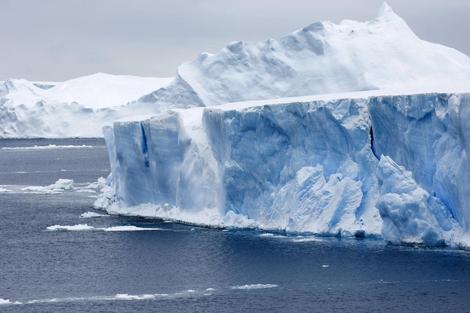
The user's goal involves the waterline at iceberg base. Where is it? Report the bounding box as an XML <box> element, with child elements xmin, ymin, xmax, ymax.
<box><xmin>97</xmin><ymin>91</ymin><xmax>470</xmax><ymax>249</ymax></box>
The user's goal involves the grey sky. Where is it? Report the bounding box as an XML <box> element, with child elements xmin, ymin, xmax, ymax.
<box><xmin>1</xmin><ymin>0</ymin><xmax>469</xmax><ymax>81</ymax></box>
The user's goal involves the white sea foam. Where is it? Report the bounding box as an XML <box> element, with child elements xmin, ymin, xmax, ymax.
<box><xmin>231</xmin><ymin>284</ymin><xmax>278</xmax><ymax>290</ymax></box>
<box><xmin>0</xmin><ymin>187</ymin><xmax>10</xmax><ymax>193</ymax></box>
<box><xmin>0</xmin><ymin>285</ymin><xmax>280</xmax><ymax>306</ymax></box>
<box><xmin>0</xmin><ymin>288</ymin><xmax>208</xmax><ymax>306</ymax></box>
<box><xmin>1</xmin><ymin>144</ymin><xmax>97</xmax><ymax>150</ymax></box>
<box><xmin>113</xmin><ymin>293</ymin><xmax>159</xmax><ymax>300</ymax></box>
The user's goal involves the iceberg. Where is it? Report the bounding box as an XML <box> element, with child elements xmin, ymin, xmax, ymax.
<box><xmin>99</xmin><ymin>4</ymin><xmax>470</xmax><ymax>247</ymax></box>
<box><xmin>100</xmin><ymin>91</ymin><xmax>470</xmax><ymax>247</ymax></box>
<box><xmin>0</xmin><ymin>73</ymin><xmax>173</xmax><ymax>138</ymax></box>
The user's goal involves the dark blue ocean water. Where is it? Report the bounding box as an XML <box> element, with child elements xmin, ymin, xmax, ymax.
<box><xmin>1</xmin><ymin>138</ymin><xmax>470</xmax><ymax>313</ymax></box>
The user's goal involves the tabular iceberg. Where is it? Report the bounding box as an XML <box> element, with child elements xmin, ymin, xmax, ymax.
<box><xmin>100</xmin><ymin>91</ymin><xmax>470</xmax><ymax>247</ymax></box>
<box><xmin>98</xmin><ymin>4</ymin><xmax>470</xmax><ymax>248</ymax></box>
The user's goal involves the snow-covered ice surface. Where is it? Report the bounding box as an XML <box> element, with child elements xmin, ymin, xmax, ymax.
<box><xmin>175</xmin><ymin>4</ymin><xmax>470</xmax><ymax>107</ymax></box>
<box><xmin>2</xmin><ymin>4</ymin><xmax>470</xmax><ymax>138</ymax></box>
<box><xmin>135</xmin><ymin>3</ymin><xmax>470</xmax><ymax>110</ymax></box>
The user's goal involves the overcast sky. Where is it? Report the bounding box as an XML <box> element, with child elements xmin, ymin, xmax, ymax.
<box><xmin>1</xmin><ymin>0</ymin><xmax>469</xmax><ymax>81</ymax></box>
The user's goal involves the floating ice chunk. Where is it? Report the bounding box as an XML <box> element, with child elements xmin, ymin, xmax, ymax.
<box><xmin>22</xmin><ymin>179</ymin><xmax>74</xmax><ymax>194</ymax></box>
<box><xmin>46</xmin><ymin>224</ymin><xmax>94</xmax><ymax>231</ymax></box>
<box><xmin>80</xmin><ymin>211</ymin><xmax>108</xmax><ymax>218</ymax></box>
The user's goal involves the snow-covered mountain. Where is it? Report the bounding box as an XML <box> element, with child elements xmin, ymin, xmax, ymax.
<box><xmin>2</xmin><ymin>3</ymin><xmax>470</xmax><ymax>137</ymax></box>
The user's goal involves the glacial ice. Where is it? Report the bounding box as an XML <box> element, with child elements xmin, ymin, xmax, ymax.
<box><xmin>100</xmin><ymin>91</ymin><xmax>470</xmax><ymax>247</ymax></box>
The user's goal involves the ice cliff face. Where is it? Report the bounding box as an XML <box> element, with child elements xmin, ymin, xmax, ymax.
<box><xmin>101</xmin><ymin>91</ymin><xmax>470</xmax><ymax>247</ymax></box>
<box><xmin>3</xmin><ymin>4</ymin><xmax>470</xmax><ymax>137</ymax></box>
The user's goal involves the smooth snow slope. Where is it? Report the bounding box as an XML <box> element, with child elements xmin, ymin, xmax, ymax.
<box><xmin>47</xmin><ymin>73</ymin><xmax>173</xmax><ymax>109</ymax></box>
<box><xmin>137</xmin><ymin>3</ymin><xmax>470</xmax><ymax>108</ymax></box>
<box><xmin>101</xmin><ymin>91</ymin><xmax>470</xmax><ymax>248</ymax></box>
